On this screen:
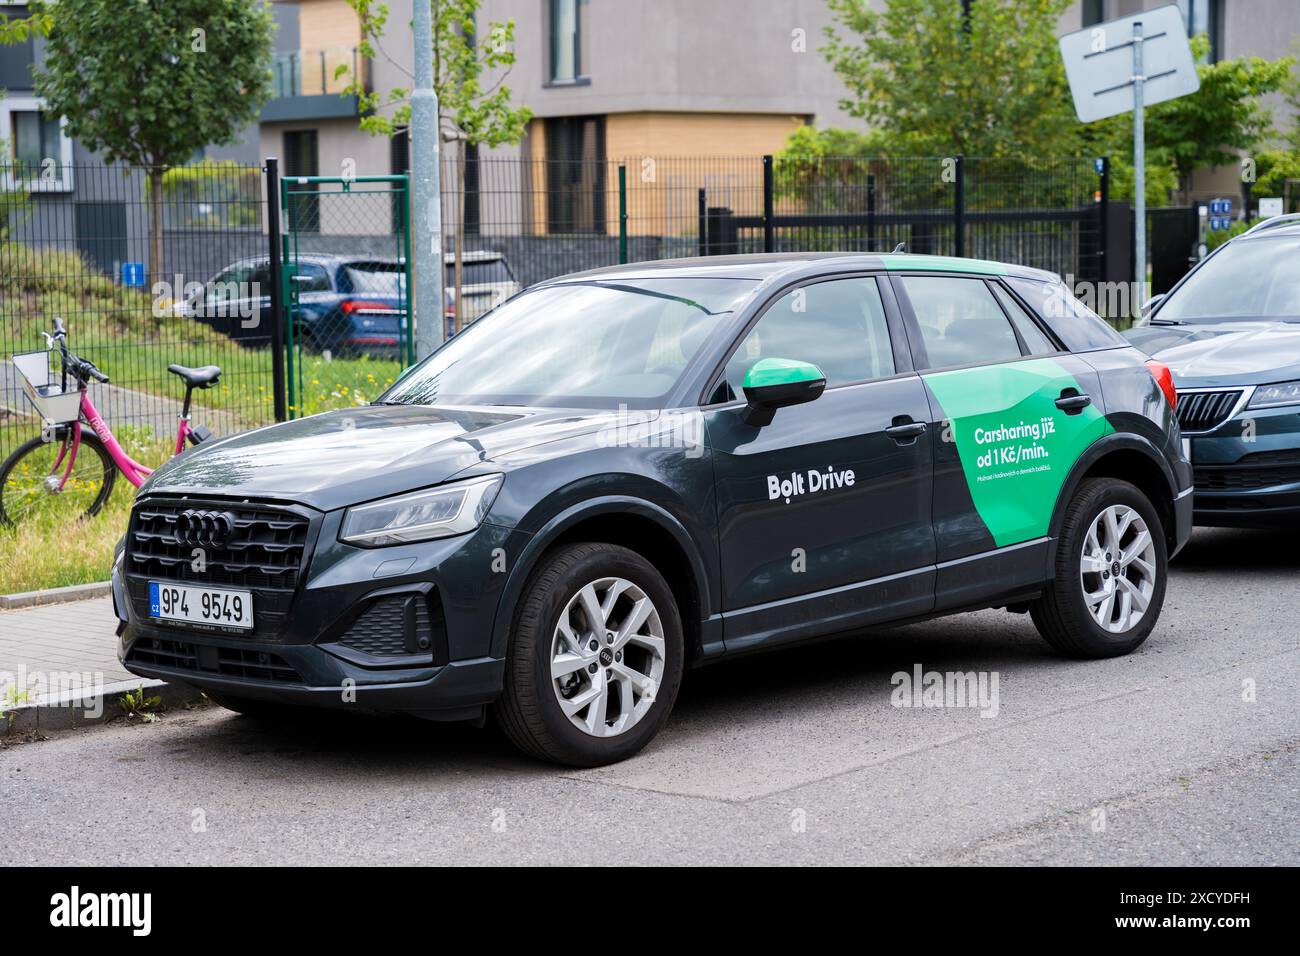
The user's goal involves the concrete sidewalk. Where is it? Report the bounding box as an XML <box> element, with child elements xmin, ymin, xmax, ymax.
<box><xmin>0</xmin><ymin>596</ymin><xmax>201</xmax><ymax>733</ymax></box>
<box><xmin>0</xmin><ymin>597</ymin><xmax>130</xmax><ymax>691</ymax></box>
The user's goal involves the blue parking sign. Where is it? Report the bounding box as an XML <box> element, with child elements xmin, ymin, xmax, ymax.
<box><xmin>122</xmin><ymin>262</ymin><xmax>145</xmax><ymax>287</ymax></box>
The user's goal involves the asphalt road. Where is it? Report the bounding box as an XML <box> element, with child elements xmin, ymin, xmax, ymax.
<box><xmin>3</xmin><ymin>526</ymin><xmax>1297</xmax><ymax>866</ymax></box>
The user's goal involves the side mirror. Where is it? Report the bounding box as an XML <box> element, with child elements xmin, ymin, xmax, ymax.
<box><xmin>740</xmin><ymin>357</ymin><xmax>826</xmax><ymax>427</ymax></box>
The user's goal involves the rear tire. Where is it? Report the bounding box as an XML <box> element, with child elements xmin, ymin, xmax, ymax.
<box><xmin>496</xmin><ymin>543</ymin><xmax>685</xmax><ymax>767</ymax></box>
<box><xmin>1031</xmin><ymin>477</ymin><xmax>1168</xmax><ymax>658</ymax></box>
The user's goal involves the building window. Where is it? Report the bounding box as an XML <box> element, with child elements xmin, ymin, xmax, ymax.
<box><xmin>283</xmin><ymin>129</ymin><xmax>320</xmax><ymax>233</ymax></box>
<box><xmin>0</xmin><ymin>95</ymin><xmax>74</xmax><ymax>192</ymax></box>
<box><xmin>1177</xmin><ymin>0</ymin><xmax>1224</xmax><ymax>62</ymax></box>
<box><xmin>549</xmin><ymin>0</ymin><xmax>589</xmax><ymax>84</ymax></box>
<box><xmin>1081</xmin><ymin>0</ymin><xmax>1105</xmax><ymax>27</ymax></box>
<box><xmin>545</xmin><ymin>115</ymin><xmax>605</xmax><ymax>233</ymax></box>
<box><xmin>10</xmin><ymin>110</ymin><xmax>61</xmax><ymax>173</ymax></box>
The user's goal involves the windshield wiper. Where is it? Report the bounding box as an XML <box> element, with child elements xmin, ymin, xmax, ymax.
<box><xmin>1149</xmin><ymin>319</ymin><xmax>1182</xmax><ymax>326</ymax></box>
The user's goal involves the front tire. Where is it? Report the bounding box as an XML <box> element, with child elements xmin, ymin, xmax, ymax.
<box><xmin>1031</xmin><ymin>477</ymin><xmax>1168</xmax><ymax>658</ymax></box>
<box><xmin>0</xmin><ymin>430</ymin><xmax>116</xmax><ymax>527</ymax></box>
<box><xmin>497</xmin><ymin>543</ymin><xmax>685</xmax><ymax>767</ymax></box>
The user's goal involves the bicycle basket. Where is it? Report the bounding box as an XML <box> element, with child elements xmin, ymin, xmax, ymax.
<box><xmin>11</xmin><ymin>349</ymin><xmax>82</xmax><ymax>424</ymax></box>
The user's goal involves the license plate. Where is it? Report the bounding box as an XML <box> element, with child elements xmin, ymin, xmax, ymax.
<box><xmin>149</xmin><ymin>581</ymin><xmax>253</xmax><ymax>630</ymax></box>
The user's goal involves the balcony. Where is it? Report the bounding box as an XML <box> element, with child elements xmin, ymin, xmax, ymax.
<box><xmin>263</xmin><ymin>47</ymin><xmax>368</xmax><ymax>123</ymax></box>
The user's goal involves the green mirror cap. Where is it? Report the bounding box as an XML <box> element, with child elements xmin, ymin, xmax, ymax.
<box><xmin>743</xmin><ymin>357</ymin><xmax>825</xmax><ymax>390</ymax></box>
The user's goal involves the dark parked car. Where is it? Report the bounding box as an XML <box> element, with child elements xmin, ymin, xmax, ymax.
<box><xmin>181</xmin><ymin>254</ymin><xmax>408</xmax><ymax>357</ymax></box>
<box><xmin>1125</xmin><ymin>215</ymin><xmax>1300</xmax><ymax>526</ymax></box>
<box><xmin>119</xmin><ymin>253</ymin><xmax>1191</xmax><ymax>766</ymax></box>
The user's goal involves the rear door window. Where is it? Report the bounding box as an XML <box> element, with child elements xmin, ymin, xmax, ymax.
<box><xmin>900</xmin><ymin>276</ymin><xmax>1022</xmax><ymax>369</ymax></box>
<box><xmin>293</xmin><ymin>263</ymin><xmax>332</xmax><ymax>292</ymax></box>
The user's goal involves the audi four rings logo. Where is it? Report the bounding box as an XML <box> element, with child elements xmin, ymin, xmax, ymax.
<box><xmin>173</xmin><ymin>510</ymin><xmax>236</xmax><ymax>547</ymax></box>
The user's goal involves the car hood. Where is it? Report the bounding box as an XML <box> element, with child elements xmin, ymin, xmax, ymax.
<box><xmin>1124</xmin><ymin>321</ymin><xmax>1300</xmax><ymax>388</ymax></box>
<box><xmin>141</xmin><ymin>403</ymin><xmax>622</xmax><ymax>511</ymax></box>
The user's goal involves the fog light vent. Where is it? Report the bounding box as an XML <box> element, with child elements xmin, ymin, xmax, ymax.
<box><xmin>338</xmin><ymin>594</ymin><xmax>439</xmax><ymax>658</ymax></box>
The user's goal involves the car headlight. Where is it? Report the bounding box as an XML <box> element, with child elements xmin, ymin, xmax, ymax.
<box><xmin>1246</xmin><ymin>380</ymin><xmax>1300</xmax><ymax>410</ymax></box>
<box><xmin>340</xmin><ymin>475</ymin><xmax>502</xmax><ymax>546</ymax></box>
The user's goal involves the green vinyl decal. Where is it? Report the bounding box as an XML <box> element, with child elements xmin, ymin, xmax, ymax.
<box><xmin>922</xmin><ymin>358</ymin><xmax>1112</xmax><ymax>547</ymax></box>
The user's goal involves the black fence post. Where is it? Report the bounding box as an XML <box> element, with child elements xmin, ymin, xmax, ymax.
<box><xmin>1098</xmin><ymin>156</ymin><xmax>1109</xmax><ymax>283</ymax></box>
<box><xmin>867</xmin><ymin>172</ymin><xmax>876</xmax><ymax>251</ymax></box>
<box><xmin>762</xmin><ymin>155</ymin><xmax>775</xmax><ymax>253</ymax></box>
<box><xmin>697</xmin><ymin>187</ymin><xmax>707</xmax><ymax>256</ymax></box>
<box><xmin>953</xmin><ymin>154</ymin><xmax>965</xmax><ymax>258</ymax></box>
<box><xmin>265</xmin><ymin>157</ymin><xmax>287</xmax><ymax>423</ymax></box>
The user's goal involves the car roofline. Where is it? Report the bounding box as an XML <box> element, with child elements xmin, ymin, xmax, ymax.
<box><xmin>535</xmin><ymin>252</ymin><xmax>1058</xmax><ymax>286</ymax></box>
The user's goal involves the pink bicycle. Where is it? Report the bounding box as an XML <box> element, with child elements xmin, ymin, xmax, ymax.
<box><xmin>0</xmin><ymin>318</ymin><xmax>220</xmax><ymax>526</ymax></box>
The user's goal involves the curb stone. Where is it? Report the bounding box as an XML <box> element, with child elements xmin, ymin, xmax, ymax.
<box><xmin>2</xmin><ymin>677</ymin><xmax>208</xmax><ymax>737</ymax></box>
<box><xmin>0</xmin><ymin>580</ymin><xmax>113</xmax><ymax>610</ymax></box>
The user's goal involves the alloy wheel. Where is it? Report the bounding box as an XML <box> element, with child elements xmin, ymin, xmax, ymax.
<box><xmin>1079</xmin><ymin>504</ymin><xmax>1157</xmax><ymax>634</ymax></box>
<box><xmin>550</xmin><ymin>576</ymin><xmax>666</xmax><ymax>738</ymax></box>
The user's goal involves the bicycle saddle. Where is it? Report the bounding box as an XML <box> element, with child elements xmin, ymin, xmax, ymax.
<box><xmin>167</xmin><ymin>364</ymin><xmax>222</xmax><ymax>389</ymax></box>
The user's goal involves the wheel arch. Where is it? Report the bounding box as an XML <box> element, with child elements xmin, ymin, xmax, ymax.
<box><xmin>489</xmin><ymin>496</ymin><xmax>714</xmax><ymax>664</ymax></box>
<box><xmin>1049</xmin><ymin>433</ymin><xmax>1180</xmax><ymax>554</ymax></box>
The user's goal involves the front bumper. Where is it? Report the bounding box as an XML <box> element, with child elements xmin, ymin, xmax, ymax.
<box><xmin>115</xmin><ymin>502</ymin><xmax>525</xmax><ymax>719</ymax></box>
<box><xmin>1187</xmin><ymin>403</ymin><xmax>1300</xmax><ymax>526</ymax></box>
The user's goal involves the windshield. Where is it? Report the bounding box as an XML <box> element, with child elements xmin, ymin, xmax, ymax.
<box><xmin>1156</xmin><ymin>238</ymin><xmax>1300</xmax><ymax>323</ymax></box>
<box><xmin>379</xmin><ymin>277</ymin><xmax>757</xmax><ymax>408</ymax></box>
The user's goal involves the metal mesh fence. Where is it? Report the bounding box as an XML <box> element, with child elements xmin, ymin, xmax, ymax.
<box><xmin>1</xmin><ymin>161</ymin><xmax>271</xmax><ymax>465</ymax></box>
<box><xmin>450</xmin><ymin>154</ymin><xmax>1104</xmax><ymax>288</ymax></box>
<box><xmin>279</xmin><ymin>175</ymin><xmax>411</xmax><ymax>416</ymax></box>
<box><xmin>2</xmin><ymin>154</ymin><xmax>1108</xmax><ymax>459</ymax></box>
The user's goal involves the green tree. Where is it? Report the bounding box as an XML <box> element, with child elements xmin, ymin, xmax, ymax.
<box><xmin>1249</xmin><ymin>47</ymin><xmax>1300</xmax><ymax>208</ymax></box>
<box><xmin>822</xmin><ymin>0</ymin><xmax>1080</xmax><ymax>159</ymax></box>
<box><xmin>29</xmin><ymin>0</ymin><xmax>274</xmax><ymax>284</ymax></box>
<box><xmin>342</xmin><ymin>0</ymin><xmax>532</xmax><ymax>332</ymax></box>
<box><xmin>0</xmin><ymin>7</ymin><xmax>51</xmax><ymax>46</ymax></box>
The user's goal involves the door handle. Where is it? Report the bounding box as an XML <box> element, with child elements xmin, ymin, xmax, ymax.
<box><xmin>1055</xmin><ymin>391</ymin><xmax>1092</xmax><ymax>414</ymax></box>
<box><xmin>885</xmin><ymin>418</ymin><xmax>928</xmax><ymax>443</ymax></box>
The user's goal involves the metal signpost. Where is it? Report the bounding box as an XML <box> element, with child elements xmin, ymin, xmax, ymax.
<box><xmin>411</xmin><ymin>0</ymin><xmax>443</xmax><ymax>362</ymax></box>
<box><xmin>1059</xmin><ymin>4</ymin><xmax>1199</xmax><ymax>303</ymax></box>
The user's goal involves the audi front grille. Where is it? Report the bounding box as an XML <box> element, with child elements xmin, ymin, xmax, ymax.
<box><xmin>125</xmin><ymin>497</ymin><xmax>315</xmax><ymax>639</ymax></box>
<box><xmin>1175</xmin><ymin>389</ymin><xmax>1247</xmax><ymax>435</ymax></box>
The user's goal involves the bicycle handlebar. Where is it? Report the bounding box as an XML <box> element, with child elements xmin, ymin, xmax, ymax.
<box><xmin>79</xmin><ymin>360</ymin><xmax>110</xmax><ymax>384</ymax></box>
<box><xmin>43</xmin><ymin>318</ymin><xmax>110</xmax><ymax>385</ymax></box>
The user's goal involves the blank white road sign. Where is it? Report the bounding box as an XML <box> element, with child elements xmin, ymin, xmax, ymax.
<box><xmin>1059</xmin><ymin>3</ymin><xmax>1200</xmax><ymax>123</ymax></box>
